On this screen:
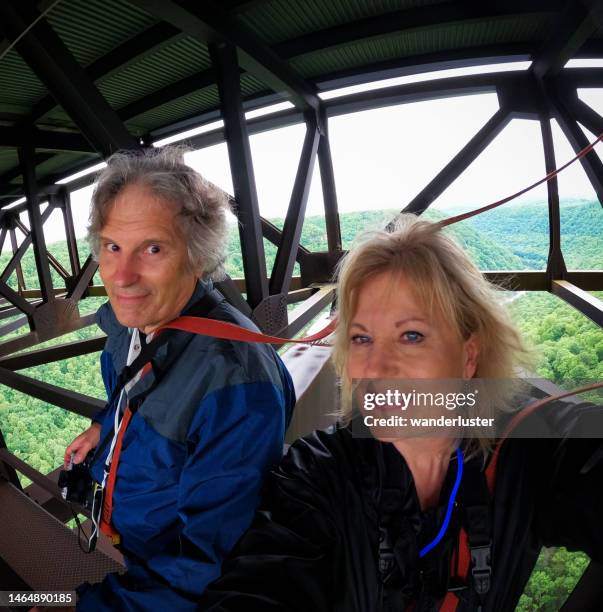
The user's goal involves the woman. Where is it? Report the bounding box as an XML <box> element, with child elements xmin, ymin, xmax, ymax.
<box><xmin>202</xmin><ymin>215</ymin><xmax>603</xmax><ymax>611</ymax></box>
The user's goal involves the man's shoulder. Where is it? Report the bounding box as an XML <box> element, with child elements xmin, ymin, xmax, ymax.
<box><xmin>186</xmin><ymin>298</ymin><xmax>289</xmax><ymax>389</ymax></box>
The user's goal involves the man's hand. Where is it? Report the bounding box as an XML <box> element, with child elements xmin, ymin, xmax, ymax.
<box><xmin>64</xmin><ymin>423</ymin><xmax>101</xmax><ymax>468</ymax></box>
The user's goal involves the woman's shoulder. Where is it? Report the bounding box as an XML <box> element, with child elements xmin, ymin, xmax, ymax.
<box><xmin>272</xmin><ymin>423</ymin><xmax>380</xmax><ymax>500</ymax></box>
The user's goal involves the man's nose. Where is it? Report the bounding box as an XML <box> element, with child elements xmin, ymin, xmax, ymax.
<box><xmin>112</xmin><ymin>254</ymin><xmax>140</xmax><ymax>286</ymax></box>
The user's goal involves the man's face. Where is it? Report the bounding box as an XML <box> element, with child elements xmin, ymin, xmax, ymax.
<box><xmin>98</xmin><ymin>182</ymin><xmax>198</xmax><ymax>334</ymax></box>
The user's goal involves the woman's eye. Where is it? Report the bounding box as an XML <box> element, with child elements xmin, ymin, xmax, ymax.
<box><xmin>145</xmin><ymin>244</ymin><xmax>161</xmax><ymax>254</ymax></box>
<box><xmin>350</xmin><ymin>334</ymin><xmax>370</xmax><ymax>345</ymax></box>
<box><xmin>402</xmin><ymin>331</ymin><xmax>424</xmax><ymax>344</ymax></box>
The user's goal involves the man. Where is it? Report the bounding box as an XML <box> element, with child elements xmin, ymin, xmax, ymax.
<box><xmin>64</xmin><ymin>147</ymin><xmax>295</xmax><ymax>610</ymax></box>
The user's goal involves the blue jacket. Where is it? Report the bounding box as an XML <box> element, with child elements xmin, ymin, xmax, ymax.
<box><xmin>76</xmin><ymin>281</ymin><xmax>295</xmax><ymax>611</ymax></box>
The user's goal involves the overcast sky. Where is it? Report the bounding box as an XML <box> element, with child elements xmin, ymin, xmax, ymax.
<box><xmin>19</xmin><ymin>74</ymin><xmax>603</xmax><ymax>249</ymax></box>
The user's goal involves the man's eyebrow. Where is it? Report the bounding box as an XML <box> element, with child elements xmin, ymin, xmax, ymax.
<box><xmin>98</xmin><ymin>236</ymin><xmax>170</xmax><ymax>245</ymax></box>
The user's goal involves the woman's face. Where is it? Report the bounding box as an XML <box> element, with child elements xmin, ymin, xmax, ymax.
<box><xmin>345</xmin><ymin>271</ymin><xmax>479</xmax><ymax>381</ymax></box>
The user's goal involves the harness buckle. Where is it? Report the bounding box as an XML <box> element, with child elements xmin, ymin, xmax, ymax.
<box><xmin>470</xmin><ymin>543</ymin><xmax>492</xmax><ymax>595</ymax></box>
<box><xmin>378</xmin><ymin>526</ymin><xmax>396</xmax><ymax>580</ymax></box>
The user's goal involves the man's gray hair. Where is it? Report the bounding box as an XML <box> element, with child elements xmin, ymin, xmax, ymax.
<box><xmin>88</xmin><ymin>146</ymin><xmax>230</xmax><ymax>279</ymax></box>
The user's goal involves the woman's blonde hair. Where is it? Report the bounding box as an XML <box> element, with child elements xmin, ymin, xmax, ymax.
<box><xmin>332</xmin><ymin>214</ymin><xmax>532</xmax><ymax>459</ymax></box>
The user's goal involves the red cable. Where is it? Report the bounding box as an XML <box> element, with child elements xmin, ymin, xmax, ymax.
<box><xmin>438</xmin><ymin>131</ymin><xmax>603</xmax><ymax>227</ymax></box>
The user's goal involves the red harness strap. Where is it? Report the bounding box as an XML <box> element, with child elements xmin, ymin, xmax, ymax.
<box><xmin>99</xmin><ymin>406</ymin><xmax>132</xmax><ymax>545</ymax></box>
<box><xmin>99</xmin><ymin>361</ymin><xmax>153</xmax><ymax>545</ymax></box>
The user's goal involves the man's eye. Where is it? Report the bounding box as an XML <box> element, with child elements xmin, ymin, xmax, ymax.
<box><xmin>145</xmin><ymin>245</ymin><xmax>161</xmax><ymax>254</ymax></box>
<box><xmin>350</xmin><ymin>334</ymin><xmax>370</xmax><ymax>345</ymax></box>
<box><xmin>104</xmin><ymin>243</ymin><xmax>119</xmax><ymax>252</ymax></box>
<box><xmin>402</xmin><ymin>331</ymin><xmax>424</xmax><ymax>344</ymax></box>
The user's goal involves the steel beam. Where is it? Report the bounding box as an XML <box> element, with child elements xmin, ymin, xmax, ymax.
<box><xmin>52</xmin><ymin>187</ymin><xmax>81</xmax><ymax>276</ymax></box>
<box><xmin>0</xmin><ymin>205</ymin><xmax>53</xmax><ymax>285</ymax></box>
<box><xmin>532</xmin><ymin>1</ymin><xmax>598</xmax><ymax>79</ymax></box>
<box><xmin>0</xmin><ymin>311</ymin><xmax>96</xmax><ymax>358</ymax></box>
<box><xmin>401</xmin><ymin>107</ymin><xmax>511</xmax><ymax>216</ymax></box>
<box><xmin>0</xmin><ymin>280</ymin><xmax>35</xmax><ymax>317</ymax></box>
<box><xmin>26</xmin><ymin>22</ymin><xmax>183</xmax><ymax>126</ymax></box>
<box><xmin>540</xmin><ymin>116</ymin><xmax>567</xmax><ymax>280</ymax></box>
<box><xmin>277</xmin><ymin>284</ymin><xmax>335</xmax><ymax>339</ymax></box>
<box><xmin>568</xmin><ymin>95</ymin><xmax>603</xmax><ymax>140</ymax></box>
<box><xmin>0</xmin><ymin>315</ymin><xmax>28</xmax><ymax>337</ymax></box>
<box><xmin>0</xmin><ymin>335</ymin><xmax>105</xmax><ymax>371</ymax></box>
<box><xmin>0</xmin><ymin>127</ymin><xmax>93</xmax><ymax>152</ymax></box>
<box><xmin>9</xmin><ymin>229</ymin><xmax>26</xmax><ymax>292</ymax></box>
<box><xmin>552</xmin><ymin>280</ymin><xmax>603</xmax><ymax>328</ymax></box>
<box><xmin>548</xmin><ymin>88</ymin><xmax>603</xmax><ymax>206</ymax></box>
<box><xmin>0</xmin><ymin>428</ymin><xmax>22</xmax><ymax>489</ymax></box>
<box><xmin>275</xmin><ymin>2</ymin><xmax>559</xmax><ymax>61</ymax></box>
<box><xmin>213</xmin><ymin>275</ymin><xmax>252</xmax><ymax>318</ymax></box>
<box><xmin>118</xmin><ymin>68</ymin><xmax>217</xmax><ymax>122</ymax></box>
<box><xmin>132</xmin><ymin>0</ymin><xmax>320</xmax><ymax>112</ymax></box>
<box><xmin>210</xmin><ymin>42</ymin><xmax>268</xmax><ymax>308</ymax></box>
<box><xmin>317</xmin><ymin>108</ymin><xmax>342</xmax><ymax>253</ymax></box>
<box><xmin>18</xmin><ymin>146</ymin><xmax>54</xmax><ymax>302</ymax></box>
<box><xmin>66</xmin><ymin>254</ymin><xmax>98</xmax><ymax>302</ymax></box>
<box><xmin>0</xmin><ymin>366</ymin><xmax>104</xmax><ymax>418</ymax></box>
<box><xmin>0</xmin><ymin>1</ymin><xmax>137</xmax><ymax>156</ymax></box>
<box><xmin>270</xmin><ymin>116</ymin><xmax>320</xmax><ymax>296</ymax></box>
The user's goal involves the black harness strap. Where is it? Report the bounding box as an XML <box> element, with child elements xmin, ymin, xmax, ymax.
<box><xmin>457</xmin><ymin>456</ymin><xmax>493</xmax><ymax>608</ymax></box>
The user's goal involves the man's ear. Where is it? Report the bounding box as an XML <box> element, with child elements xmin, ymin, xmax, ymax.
<box><xmin>462</xmin><ymin>333</ymin><xmax>480</xmax><ymax>379</ymax></box>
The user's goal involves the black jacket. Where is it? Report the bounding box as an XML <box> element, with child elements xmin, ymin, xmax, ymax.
<box><xmin>201</xmin><ymin>399</ymin><xmax>603</xmax><ymax>611</ymax></box>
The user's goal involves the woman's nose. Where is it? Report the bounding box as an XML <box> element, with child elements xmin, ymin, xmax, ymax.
<box><xmin>362</xmin><ymin>345</ymin><xmax>400</xmax><ymax>379</ymax></box>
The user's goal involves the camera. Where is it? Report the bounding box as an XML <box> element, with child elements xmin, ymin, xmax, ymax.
<box><xmin>58</xmin><ymin>451</ymin><xmax>96</xmax><ymax>509</ymax></box>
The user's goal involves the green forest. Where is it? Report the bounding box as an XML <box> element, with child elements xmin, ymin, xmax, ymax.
<box><xmin>0</xmin><ymin>199</ymin><xmax>601</xmax><ymax>610</ymax></box>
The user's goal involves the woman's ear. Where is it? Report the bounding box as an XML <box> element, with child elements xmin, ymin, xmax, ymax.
<box><xmin>462</xmin><ymin>333</ymin><xmax>480</xmax><ymax>379</ymax></box>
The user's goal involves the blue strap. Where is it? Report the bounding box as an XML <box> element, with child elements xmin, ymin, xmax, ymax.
<box><xmin>419</xmin><ymin>447</ymin><xmax>464</xmax><ymax>558</ymax></box>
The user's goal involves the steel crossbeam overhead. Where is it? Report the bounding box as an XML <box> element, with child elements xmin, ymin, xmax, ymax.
<box><xmin>400</xmin><ymin>107</ymin><xmax>512</xmax><ymax>216</ymax></box>
<box><xmin>269</xmin><ymin>115</ymin><xmax>320</xmax><ymax>296</ymax></box>
<box><xmin>532</xmin><ymin>0</ymin><xmax>600</xmax><ymax>79</ymax></box>
<box><xmin>25</xmin><ymin>22</ymin><xmax>184</xmax><ymax>126</ymax></box>
<box><xmin>118</xmin><ymin>68</ymin><xmax>217</xmax><ymax>123</ymax></box>
<box><xmin>0</xmin><ymin>128</ymin><xmax>93</xmax><ymax>153</ymax></box>
<box><xmin>0</xmin><ymin>0</ymin><xmax>138</xmax><ymax>156</ymax></box>
<box><xmin>210</xmin><ymin>41</ymin><xmax>268</xmax><ymax>308</ymax></box>
<box><xmin>274</xmin><ymin>2</ymin><xmax>562</xmax><ymax>61</ymax></box>
<box><xmin>131</xmin><ymin>0</ymin><xmax>321</xmax><ymax>113</ymax></box>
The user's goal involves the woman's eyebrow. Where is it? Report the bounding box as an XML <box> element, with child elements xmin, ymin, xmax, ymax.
<box><xmin>395</xmin><ymin>318</ymin><xmax>426</xmax><ymax>327</ymax></box>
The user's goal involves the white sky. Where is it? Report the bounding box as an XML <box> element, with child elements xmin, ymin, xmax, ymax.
<box><xmin>12</xmin><ymin>73</ymin><xmax>603</xmax><ymax>249</ymax></box>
